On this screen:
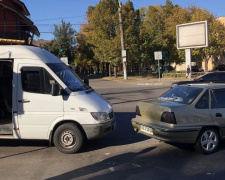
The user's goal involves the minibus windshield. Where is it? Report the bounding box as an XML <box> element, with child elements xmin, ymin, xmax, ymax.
<box><xmin>47</xmin><ymin>63</ymin><xmax>89</xmax><ymax>92</ymax></box>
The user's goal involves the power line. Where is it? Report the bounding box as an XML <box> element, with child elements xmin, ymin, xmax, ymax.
<box><xmin>0</xmin><ymin>23</ymin><xmax>86</xmax><ymax>26</ymax></box>
<box><xmin>33</xmin><ymin>15</ymin><xmax>86</xmax><ymax>22</ymax></box>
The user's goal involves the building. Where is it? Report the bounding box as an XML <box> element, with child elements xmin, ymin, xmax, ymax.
<box><xmin>218</xmin><ymin>16</ymin><xmax>225</xmax><ymax>26</ymax></box>
<box><xmin>0</xmin><ymin>0</ymin><xmax>40</xmax><ymax>45</ymax></box>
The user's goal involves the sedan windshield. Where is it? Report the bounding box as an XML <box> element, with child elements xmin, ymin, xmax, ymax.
<box><xmin>159</xmin><ymin>86</ymin><xmax>203</xmax><ymax>104</ymax></box>
<box><xmin>47</xmin><ymin>63</ymin><xmax>89</xmax><ymax>92</ymax></box>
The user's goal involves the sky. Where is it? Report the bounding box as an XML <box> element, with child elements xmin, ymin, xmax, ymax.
<box><xmin>21</xmin><ymin>0</ymin><xmax>225</xmax><ymax>41</ymax></box>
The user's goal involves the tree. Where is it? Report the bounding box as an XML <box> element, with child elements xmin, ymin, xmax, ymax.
<box><xmin>164</xmin><ymin>6</ymin><xmax>190</xmax><ymax>65</ymax></box>
<box><xmin>45</xmin><ymin>20</ymin><xmax>77</xmax><ymax>63</ymax></box>
<box><xmin>82</xmin><ymin>0</ymin><xmax>120</xmax><ymax>76</ymax></box>
<box><xmin>189</xmin><ymin>7</ymin><xmax>225</xmax><ymax>71</ymax></box>
<box><xmin>76</xmin><ymin>0</ymin><xmax>225</xmax><ymax>75</ymax></box>
<box><xmin>122</xmin><ymin>0</ymin><xmax>141</xmax><ymax>71</ymax></box>
<box><xmin>141</xmin><ymin>1</ymin><xmax>225</xmax><ymax>71</ymax></box>
<box><xmin>73</xmin><ymin>33</ymin><xmax>94</xmax><ymax>74</ymax></box>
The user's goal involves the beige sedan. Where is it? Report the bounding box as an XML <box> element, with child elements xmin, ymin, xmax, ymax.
<box><xmin>132</xmin><ymin>84</ymin><xmax>225</xmax><ymax>154</ymax></box>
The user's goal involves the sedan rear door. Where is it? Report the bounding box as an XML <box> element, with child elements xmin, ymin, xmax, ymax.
<box><xmin>210</xmin><ymin>89</ymin><xmax>225</xmax><ymax>137</ymax></box>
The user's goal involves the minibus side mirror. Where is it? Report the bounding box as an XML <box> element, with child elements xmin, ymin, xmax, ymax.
<box><xmin>84</xmin><ymin>78</ymin><xmax>89</xmax><ymax>86</ymax></box>
<box><xmin>51</xmin><ymin>83</ymin><xmax>61</xmax><ymax>96</ymax></box>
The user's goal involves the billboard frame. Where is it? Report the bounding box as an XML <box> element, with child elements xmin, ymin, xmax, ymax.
<box><xmin>176</xmin><ymin>21</ymin><xmax>209</xmax><ymax>49</ymax></box>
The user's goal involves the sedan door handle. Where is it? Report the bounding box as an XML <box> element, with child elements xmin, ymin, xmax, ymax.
<box><xmin>216</xmin><ymin>113</ymin><xmax>222</xmax><ymax>117</ymax></box>
<box><xmin>18</xmin><ymin>99</ymin><xmax>30</xmax><ymax>103</ymax></box>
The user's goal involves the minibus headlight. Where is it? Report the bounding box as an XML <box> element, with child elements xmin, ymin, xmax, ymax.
<box><xmin>91</xmin><ymin>112</ymin><xmax>110</xmax><ymax>122</ymax></box>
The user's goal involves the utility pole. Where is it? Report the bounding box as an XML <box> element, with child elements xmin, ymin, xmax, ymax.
<box><xmin>118</xmin><ymin>0</ymin><xmax>127</xmax><ymax>80</ymax></box>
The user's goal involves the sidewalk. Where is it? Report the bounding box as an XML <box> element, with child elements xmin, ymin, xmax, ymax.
<box><xmin>102</xmin><ymin>76</ymin><xmax>189</xmax><ymax>86</ymax></box>
<box><xmin>136</xmin><ymin>77</ymin><xmax>188</xmax><ymax>86</ymax></box>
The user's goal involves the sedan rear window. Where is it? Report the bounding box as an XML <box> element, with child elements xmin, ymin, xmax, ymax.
<box><xmin>159</xmin><ymin>86</ymin><xmax>203</xmax><ymax>104</ymax></box>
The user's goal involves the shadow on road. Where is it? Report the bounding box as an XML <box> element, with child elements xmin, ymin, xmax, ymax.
<box><xmin>82</xmin><ymin>112</ymin><xmax>149</xmax><ymax>153</ymax></box>
<box><xmin>0</xmin><ymin>139</ymin><xmax>49</xmax><ymax>147</ymax></box>
<box><xmin>46</xmin><ymin>147</ymin><xmax>156</xmax><ymax>180</ymax></box>
<box><xmin>47</xmin><ymin>142</ymin><xmax>225</xmax><ymax>180</ymax></box>
<box><xmin>0</xmin><ymin>147</ymin><xmax>49</xmax><ymax>159</ymax></box>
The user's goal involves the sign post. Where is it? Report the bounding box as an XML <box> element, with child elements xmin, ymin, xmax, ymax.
<box><xmin>154</xmin><ymin>51</ymin><xmax>163</xmax><ymax>81</ymax></box>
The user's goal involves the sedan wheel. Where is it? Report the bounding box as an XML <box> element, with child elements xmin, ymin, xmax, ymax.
<box><xmin>194</xmin><ymin>128</ymin><xmax>219</xmax><ymax>154</ymax></box>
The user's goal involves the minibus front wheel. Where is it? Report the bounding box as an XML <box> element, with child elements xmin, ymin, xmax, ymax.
<box><xmin>53</xmin><ymin>123</ymin><xmax>84</xmax><ymax>154</ymax></box>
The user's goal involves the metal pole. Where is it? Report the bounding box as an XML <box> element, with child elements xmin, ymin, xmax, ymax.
<box><xmin>118</xmin><ymin>0</ymin><xmax>127</xmax><ymax>80</ymax></box>
<box><xmin>158</xmin><ymin>60</ymin><xmax>160</xmax><ymax>81</ymax></box>
<box><xmin>185</xmin><ymin>49</ymin><xmax>192</xmax><ymax>80</ymax></box>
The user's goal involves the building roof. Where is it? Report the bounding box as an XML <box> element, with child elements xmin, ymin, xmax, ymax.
<box><xmin>13</xmin><ymin>0</ymin><xmax>30</xmax><ymax>16</ymax></box>
<box><xmin>0</xmin><ymin>0</ymin><xmax>40</xmax><ymax>37</ymax></box>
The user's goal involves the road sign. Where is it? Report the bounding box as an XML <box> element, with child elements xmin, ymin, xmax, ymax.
<box><xmin>154</xmin><ymin>51</ymin><xmax>163</xmax><ymax>82</ymax></box>
<box><xmin>122</xmin><ymin>50</ymin><xmax>126</xmax><ymax>57</ymax></box>
<box><xmin>154</xmin><ymin>51</ymin><xmax>162</xmax><ymax>60</ymax></box>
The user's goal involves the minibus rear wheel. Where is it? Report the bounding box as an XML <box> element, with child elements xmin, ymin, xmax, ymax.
<box><xmin>53</xmin><ymin>123</ymin><xmax>84</xmax><ymax>154</ymax></box>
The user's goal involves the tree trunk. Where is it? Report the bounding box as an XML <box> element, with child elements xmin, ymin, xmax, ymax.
<box><xmin>114</xmin><ymin>66</ymin><xmax>117</xmax><ymax>78</ymax></box>
<box><xmin>109</xmin><ymin>63</ymin><xmax>111</xmax><ymax>77</ymax></box>
<box><xmin>102</xmin><ymin>63</ymin><xmax>105</xmax><ymax>76</ymax></box>
<box><xmin>204</xmin><ymin>55</ymin><xmax>211</xmax><ymax>72</ymax></box>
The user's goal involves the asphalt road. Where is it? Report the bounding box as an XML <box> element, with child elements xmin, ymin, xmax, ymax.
<box><xmin>1</xmin><ymin>78</ymin><xmax>225</xmax><ymax>180</ymax></box>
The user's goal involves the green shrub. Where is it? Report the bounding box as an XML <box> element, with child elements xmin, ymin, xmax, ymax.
<box><xmin>163</xmin><ymin>72</ymin><xmax>186</xmax><ymax>78</ymax></box>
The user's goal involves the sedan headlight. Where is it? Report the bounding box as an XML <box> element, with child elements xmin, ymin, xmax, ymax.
<box><xmin>91</xmin><ymin>112</ymin><xmax>111</xmax><ymax>123</ymax></box>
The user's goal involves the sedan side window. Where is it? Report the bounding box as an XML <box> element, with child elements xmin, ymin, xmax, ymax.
<box><xmin>211</xmin><ymin>89</ymin><xmax>225</xmax><ymax>108</ymax></box>
<box><xmin>195</xmin><ymin>90</ymin><xmax>209</xmax><ymax>109</ymax></box>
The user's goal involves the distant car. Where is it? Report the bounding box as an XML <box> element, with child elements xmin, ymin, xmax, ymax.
<box><xmin>165</xmin><ymin>66</ymin><xmax>175</xmax><ymax>72</ymax></box>
<box><xmin>213</xmin><ymin>64</ymin><xmax>225</xmax><ymax>71</ymax></box>
<box><xmin>171</xmin><ymin>71</ymin><xmax>225</xmax><ymax>87</ymax></box>
<box><xmin>191</xmin><ymin>65</ymin><xmax>204</xmax><ymax>72</ymax></box>
<box><xmin>132</xmin><ymin>84</ymin><xmax>225</xmax><ymax>154</ymax></box>
<box><xmin>140</xmin><ymin>67</ymin><xmax>152</xmax><ymax>73</ymax></box>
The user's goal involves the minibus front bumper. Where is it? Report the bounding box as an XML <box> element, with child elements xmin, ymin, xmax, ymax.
<box><xmin>83</xmin><ymin>119</ymin><xmax>116</xmax><ymax>140</ymax></box>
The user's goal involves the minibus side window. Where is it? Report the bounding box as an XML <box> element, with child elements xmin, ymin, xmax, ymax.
<box><xmin>21</xmin><ymin>67</ymin><xmax>56</xmax><ymax>94</ymax></box>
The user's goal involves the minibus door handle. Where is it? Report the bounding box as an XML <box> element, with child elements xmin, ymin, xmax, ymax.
<box><xmin>18</xmin><ymin>99</ymin><xmax>30</xmax><ymax>103</ymax></box>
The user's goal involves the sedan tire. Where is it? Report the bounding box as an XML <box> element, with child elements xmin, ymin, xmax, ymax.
<box><xmin>53</xmin><ymin>123</ymin><xmax>84</xmax><ymax>154</ymax></box>
<box><xmin>194</xmin><ymin>128</ymin><xmax>219</xmax><ymax>154</ymax></box>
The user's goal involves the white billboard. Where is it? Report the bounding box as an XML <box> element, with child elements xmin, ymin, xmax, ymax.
<box><xmin>176</xmin><ymin>21</ymin><xmax>209</xmax><ymax>49</ymax></box>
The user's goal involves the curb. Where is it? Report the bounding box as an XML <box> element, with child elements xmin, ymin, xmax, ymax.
<box><xmin>137</xmin><ymin>82</ymin><xmax>172</xmax><ymax>86</ymax></box>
